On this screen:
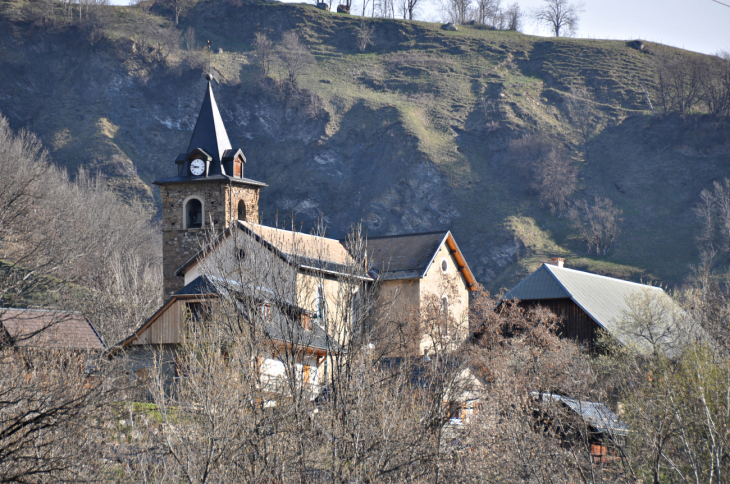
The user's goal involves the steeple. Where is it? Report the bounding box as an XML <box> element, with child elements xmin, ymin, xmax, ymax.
<box><xmin>187</xmin><ymin>77</ymin><xmax>232</xmax><ymax>165</ymax></box>
<box><xmin>154</xmin><ymin>75</ymin><xmax>266</xmax><ymax>295</ymax></box>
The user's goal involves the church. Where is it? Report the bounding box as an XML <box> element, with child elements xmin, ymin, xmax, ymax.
<box><xmin>116</xmin><ymin>77</ymin><xmax>477</xmax><ymax>395</ymax></box>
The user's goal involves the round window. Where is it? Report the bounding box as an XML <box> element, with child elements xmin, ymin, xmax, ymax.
<box><xmin>441</xmin><ymin>259</ymin><xmax>448</xmax><ymax>273</ymax></box>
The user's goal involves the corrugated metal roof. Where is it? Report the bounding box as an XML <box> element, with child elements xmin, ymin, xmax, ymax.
<box><xmin>504</xmin><ymin>264</ymin><xmax>670</xmax><ymax>346</ymax></box>
<box><xmin>537</xmin><ymin>393</ymin><xmax>630</xmax><ymax>435</ymax></box>
<box><xmin>504</xmin><ymin>265</ymin><xmax>570</xmax><ymax>300</ymax></box>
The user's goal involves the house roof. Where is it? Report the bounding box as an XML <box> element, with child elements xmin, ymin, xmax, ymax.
<box><xmin>364</xmin><ymin>231</ymin><xmax>477</xmax><ymax>289</ymax></box>
<box><xmin>1</xmin><ymin>308</ymin><xmax>105</xmax><ymax>351</ymax></box>
<box><xmin>118</xmin><ymin>276</ymin><xmax>337</xmax><ymax>354</ymax></box>
<box><xmin>176</xmin><ymin>221</ymin><xmax>368</xmax><ymax>279</ymax></box>
<box><xmin>239</xmin><ymin>221</ymin><xmax>355</xmax><ymax>271</ymax></box>
<box><xmin>535</xmin><ymin>393</ymin><xmax>630</xmax><ymax>435</ymax></box>
<box><xmin>154</xmin><ymin>174</ymin><xmax>267</xmax><ymax>187</ymax></box>
<box><xmin>366</xmin><ymin>231</ymin><xmax>447</xmax><ymax>279</ymax></box>
<box><xmin>503</xmin><ymin>264</ymin><xmax>672</xmax><ymax>347</ymax></box>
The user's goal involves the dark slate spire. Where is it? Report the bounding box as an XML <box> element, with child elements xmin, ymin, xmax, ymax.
<box><xmin>187</xmin><ymin>78</ymin><xmax>232</xmax><ymax>165</ymax></box>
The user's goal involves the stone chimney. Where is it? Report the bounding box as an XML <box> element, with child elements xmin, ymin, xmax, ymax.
<box><xmin>548</xmin><ymin>257</ymin><xmax>564</xmax><ymax>268</ymax></box>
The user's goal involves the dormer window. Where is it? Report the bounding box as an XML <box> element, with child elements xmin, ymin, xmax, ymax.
<box><xmin>185</xmin><ymin>198</ymin><xmax>203</xmax><ymax>229</ymax></box>
<box><xmin>234</xmin><ymin>156</ymin><xmax>243</xmax><ymax>178</ymax></box>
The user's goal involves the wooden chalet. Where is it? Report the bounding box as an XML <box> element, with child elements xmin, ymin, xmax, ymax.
<box><xmin>499</xmin><ymin>259</ymin><xmax>680</xmax><ymax>351</ymax></box>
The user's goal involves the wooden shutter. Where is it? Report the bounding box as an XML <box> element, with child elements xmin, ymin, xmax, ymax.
<box><xmin>303</xmin><ymin>365</ymin><xmax>310</xmax><ymax>384</ymax></box>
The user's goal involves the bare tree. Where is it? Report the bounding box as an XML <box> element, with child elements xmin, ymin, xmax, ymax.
<box><xmin>439</xmin><ymin>0</ymin><xmax>473</xmax><ymax>25</ymax></box>
<box><xmin>564</xmin><ymin>81</ymin><xmax>598</xmax><ymax>147</ymax></box>
<box><xmin>655</xmin><ymin>51</ymin><xmax>704</xmax><ymax>117</ymax></box>
<box><xmin>278</xmin><ymin>31</ymin><xmax>315</xmax><ymax>90</ymax></box>
<box><xmin>700</xmin><ymin>51</ymin><xmax>730</xmax><ymax>118</ymax></box>
<box><xmin>354</xmin><ymin>20</ymin><xmax>374</xmax><ymax>52</ymax></box>
<box><xmin>510</xmin><ymin>134</ymin><xmax>578</xmax><ymax>212</ymax></box>
<box><xmin>532</xmin><ymin>0</ymin><xmax>584</xmax><ymax>37</ymax></box>
<box><xmin>162</xmin><ymin>0</ymin><xmax>194</xmax><ymax>25</ymax></box>
<box><xmin>569</xmin><ymin>196</ymin><xmax>623</xmax><ymax>256</ymax></box>
<box><xmin>0</xmin><ymin>349</ymin><xmax>120</xmax><ymax>481</ymax></box>
<box><xmin>696</xmin><ymin>178</ymin><xmax>730</xmax><ymax>258</ymax></box>
<box><xmin>503</xmin><ymin>2</ymin><xmax>522</xmax><ymax>30</ymax></box>
<box><xmin>474</xmin><ymin>0</ymin><xmax>499</xmax><ymax>26</ymax></box>
<box><xmin>398</xmin><ymin>0</ymin><xmax>421</xmax><ymax>19</ymax></box>
<box><xmin>253</xmin><ymin>32</ymin><xmax>274</xmax><ymax>78</ymax></box>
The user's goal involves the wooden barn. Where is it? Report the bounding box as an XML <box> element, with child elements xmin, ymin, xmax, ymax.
<box><xmin>501</xmin><ymin>258</ymin><xmax>676</xmax><ymax>351</ymax></box>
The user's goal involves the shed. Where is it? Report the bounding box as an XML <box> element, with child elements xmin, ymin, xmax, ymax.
<box><xmin>501</xmin><ymin>262</ymin><xmax>678</xmax><ymax>350</ymax></box>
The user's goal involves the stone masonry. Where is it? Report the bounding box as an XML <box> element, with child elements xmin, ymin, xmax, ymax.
<box><xmin>160</xmin><ymin>181</ymin><xmax>261</xmax><ymax>296</ymax></box>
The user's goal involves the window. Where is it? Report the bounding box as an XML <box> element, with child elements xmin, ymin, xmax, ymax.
<box><xmin>315</xmin><ymin>285</ymin><xmax>325</xmax><ymax>320</ymax></box>
<box><xmin>186</xmin><ymin>198</ymin><xmax>203</xmax><ymax>229</ymax></box>
<box><xmin>303</xmin><ymin>365</ymin><xmax>310</xmax><ymax>384</ymax></box>
<box><xmin>261</xmin><ymin>303</ymin><xmax>271</xmax><ymax>320</ymax></box>
<box><xmin>440</xmin><ymin>296</ymin><xmax>449</xmax><ymax>335</ymax></box>
<box><xmin>234</xmin><ymin>156</ymin><xmax>243</xmax><ymax>178</ymax></box>
<box><xmin>300</xmin><ymin>312</ymin><xmax>312</xmax><ymax>330</ymax></box>
<box><xmin>236</xmin><ymin>249</ymin><xmax>246</xmax><ymax>261</ymax></box>
<box><xmin>186</xmin><ymin>302</ymin><xmax>205</xmax><ymax>322</ymax></box>
<box><xmin>440</xmin><ymin>258</ymin><xmax>449</xmax><ymax>273</ymax></box>
<box><xmin>350</xmin><ymin>289</ymin><xmax>361</xmax><ymax>327</ymax></box>
<box><xmin>237</xmin><ymin>200</ymin><xmax>246</xmax><ymax>221</ymax></box>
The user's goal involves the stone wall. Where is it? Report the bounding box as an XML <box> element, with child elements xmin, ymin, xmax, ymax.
<box><xmin>159</xmin><ymin>181</ymin><xmax>261</xmax><ymax>295</ymax></box>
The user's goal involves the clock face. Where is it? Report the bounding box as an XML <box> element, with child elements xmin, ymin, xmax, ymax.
<box><xmin>190</xmin><ymin>159</ymin><xmax>206</xmax><ymax>176</ymax></box>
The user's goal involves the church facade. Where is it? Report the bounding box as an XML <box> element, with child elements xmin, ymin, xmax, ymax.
<box><xmin>118</xmin><ymin>78</ymin><xmax>477</xmax><ymax>396</ymax></box>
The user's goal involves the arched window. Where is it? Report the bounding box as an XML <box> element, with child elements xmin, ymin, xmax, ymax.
<box><xmin>186</xmin><ymin>198</ymin><xmax>203</xmax><ymax>229</ymax></box>
<box><xmin>237</xmin><ymin>200</ymin><xmax>247</xmax><ymax>221</ymax></box>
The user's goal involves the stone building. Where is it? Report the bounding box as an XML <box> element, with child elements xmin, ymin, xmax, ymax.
<box><xmin>119</xmin><ymin>78</ymin><xmax>477</xmax><ymax>394</ymax></box>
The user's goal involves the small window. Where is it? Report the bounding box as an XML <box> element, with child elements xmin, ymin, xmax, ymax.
<box><xmin>315</xmin><ymin>285</ymin><xmax>325</xmax><ymax>319</ymax></box>
<box><xmin>261</xmin><ymin>303</ymin><xmax>271</xmax><ymax>320</ymax></box>
<box><xmin>236</xmin><ymin>249</ymin><xmax>246</xmax><ymax>261</ymax></box>
<box><xmin>440</xmin><ymin>296</ymin><xmax>449</xmax><ymax>335</ymax></box>
<box><xmin>186</xmin><ymin>198</ymin><xmax>203</xmax><ymax>229</ymax></box>
<box><xmin>237</xmin><ymin>200</ymin><xmax>246</xmax><ymax>221</ymax></box>
<box><xmin>234</xmin><ymin>156</ymin><xmax>243</xmax><ymax>178</ymax></box>
<box><xmin>186</xmin><ymin>302</ymin><xmax>205</xmax><ymax>322</ymax></box>
<box><xmin>441</xmin><ymin>258</ymin><xmax>448</xmax><ymax>273</ymax></box>
<box><xmin>301</xmin><ymin>312</ymin><xmax>312</xmax><ymax>331</ymax></box>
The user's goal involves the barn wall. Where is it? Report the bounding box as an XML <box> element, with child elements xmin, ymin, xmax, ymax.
<box><xmin>522</xmin><ymin>299</ymin><xmax>599</xmax><ymax>348</ymax></box>
<box><xmin>132</xmin><ymin>300</ymin><xmax>185</xmax><ymax>345</ymax></box>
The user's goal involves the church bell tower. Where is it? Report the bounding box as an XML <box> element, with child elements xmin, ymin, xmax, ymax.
<box><xmin>154</xmin><ymin>75</ymin><xmax>267</xmax><ymax>295</ymax></box>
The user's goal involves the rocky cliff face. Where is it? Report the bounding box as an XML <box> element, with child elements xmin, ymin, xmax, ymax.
<box><xmin>1</xmin><ymin>0</ymin><xmax>729</xmax><ymax>290</ymax></box>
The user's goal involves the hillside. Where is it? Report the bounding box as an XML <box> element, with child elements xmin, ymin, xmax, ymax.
<box><xmin>1</xmin><ymin>0</ymin><xmax>728</xmax><ymax>291</ymax></box>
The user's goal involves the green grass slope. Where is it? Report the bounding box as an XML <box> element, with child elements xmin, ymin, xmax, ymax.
<box><xmin>1</xmin><ymin>0</ymin><xmax>728</xmax><ymax>291</ymax></box>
